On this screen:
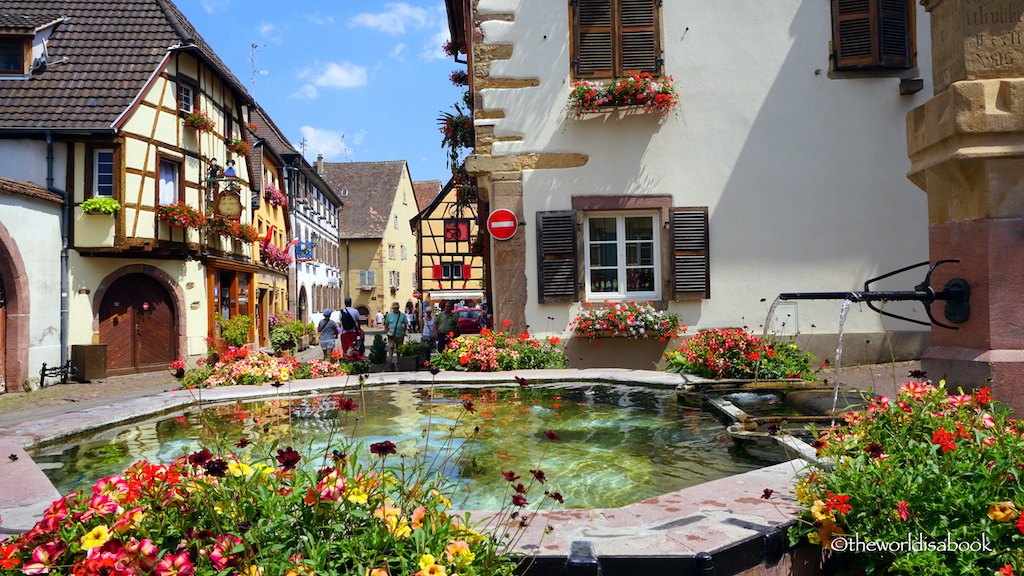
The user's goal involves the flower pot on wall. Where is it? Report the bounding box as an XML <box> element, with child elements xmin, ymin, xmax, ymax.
<box><xmin>565</xmin><ymin>336</ymin><xmax>678</xmax><ymax>370</ymax></box>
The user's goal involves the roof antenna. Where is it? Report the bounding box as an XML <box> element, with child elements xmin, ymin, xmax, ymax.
<box><xmin>250</xmin><ymin>43</ymin><xmax>269</xmax><ymax>91</ymax></box>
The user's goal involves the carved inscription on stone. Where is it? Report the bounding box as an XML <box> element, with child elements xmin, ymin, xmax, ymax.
<box><xmin>927</xmin><ymin>0</ymin><xmax>1024</xmax><ymax>93</ymax></box>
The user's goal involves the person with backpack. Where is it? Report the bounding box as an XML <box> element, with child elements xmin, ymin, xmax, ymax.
<box><xmin>317</xmin><ymin>309</ymin><xmax>339</xmax><ymax>360</ymax></box>
<box><xmin>339</xmin><ymin>297</ymin><xmax>362</xmax><ymax>356</ymax></box>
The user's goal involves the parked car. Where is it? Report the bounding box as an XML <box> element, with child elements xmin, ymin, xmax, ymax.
<box><xmin>455</xmin><ymin>308</ymin><xmax>483</xmax><ymax>335</ymax></box>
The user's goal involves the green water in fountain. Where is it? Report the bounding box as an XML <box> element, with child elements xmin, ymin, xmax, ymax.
<box><xmin>33</xmin><ymin>384</ymin><xmax>783</xmax><ymax>509</ymax></box>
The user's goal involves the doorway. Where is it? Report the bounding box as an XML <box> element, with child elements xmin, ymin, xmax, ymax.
<box><xmin>98</xmin><ymin>273</ymin><xmax>176</xmax><ymax>375</ymax></box>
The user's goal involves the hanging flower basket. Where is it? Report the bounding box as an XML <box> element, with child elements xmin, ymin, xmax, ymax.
<box><xmin>182</xmin><ymin>110</ymin><xmax>216</xmax><ymax>133</ymax></box>
<box><xmin>449</xmin><ymin>69</ymin><xmax>469</xmax><ymax>86</ymax></box>
<box><xmin>568</xmin><ymin>73</ymin><xmax>679</xmax><ymax>118</ymax></box>
<box><xmin>228</xmin><ymin>138</ymin><xmax>250</xmax><ymax>156</ymax></box>
<box><xmin>261</xmin><ymin>243</ymin><xmax>293</xmax><ymax>269</ymax></box>
<box><xmin>264</xmin><ymin>184</ymin><xmax>287</xmax><ymax>208</ymax></box>
<box><xmin>439</xmin><ymin>113</ymin><xmax>474</xmax><ymax>150</ymax></box>
<box><xmin>157</xmin><ymin>202</ymin><xmax>206</xmax><ymax>229</ymax></box>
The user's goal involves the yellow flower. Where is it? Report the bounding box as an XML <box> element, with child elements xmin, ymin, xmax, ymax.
<box><xmin>346</xmin><ymin>486</ymin><xmax>369</xmax><ymax>505</ymax></box>
<box><xmin>364</xmin><ymin>569</ymin><xmax>388</xmax><ymax>576</ymax></box>
<box><xmin>810</xmin><ymin>500</ymin><xmax>835</xmax><ymax>523</ymax></box>
<box><xmin>241</xmin><ymin>566</ymin><xmax>264</xmax><ymax>576</ymax></box>
<box><xmin>444</xmin><ymin>540</ymin><xmax>475</xmax><ymax>565</ymax></box>
<box><xmin>988</xmin><ymin>501</ymin><xmax>1019</xmax><ymax>522</ymax></box>
<box><xmin>228</xmin><ymin>461</ymin><xmax>254</xmax><ymax>477</ymax></box>
<box><xmin>431</xmin><ymin>489</ymin><xmax>452</xmax><ymax>509</ymax></box>
<box><xmin>419</xmin><ymin>555</ymin><xmax>437</xmax><ymax>571</ymax></box>
<box><xmin>80</xmin><ymin>525</ymin><xmax>112</xmax><ymax>550</ymax></box>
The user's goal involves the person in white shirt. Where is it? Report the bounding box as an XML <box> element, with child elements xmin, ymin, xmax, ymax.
<box><xmin>375</xmin><ymin>310</ymin><xmax>385</xmax><ymax>328</ymax></box>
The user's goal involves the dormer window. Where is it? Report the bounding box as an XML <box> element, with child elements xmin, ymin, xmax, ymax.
<box><xmin>0</xmin><ymin>38</ymin><xmax>29</xmax><ymax>74</ymax></box>
<box><xmin>0</xmin><ymin>15</ymin><xmax>67</xmax><ymax>79</ymax></box>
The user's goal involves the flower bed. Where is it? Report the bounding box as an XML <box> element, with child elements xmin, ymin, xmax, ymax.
<box><xmin>662</xmin><ymin>328</ymin><xmax>818</xmax><ymax>380</ymax></box>
<box><xmin>228</xmin><ymin>138</ymin><xmax>250</xmax><ymax>156</ymax></box>
<box><xmin>568</xmin><ymin>72</ymin><xmax>678</xmax><ymax>117</ymax></box>
<box><xmin>570</xmin><ymin>301</ymin><xmax>684</xmax><ymax>341</ymax></box>
<box><xmin>178</xmin><ymin>349</ymin><xmax>352</xmax><ymax>388</ymax></box>
<box><xmin>791</xmin><ymin>380</ymin><xmax>1024</xmax><ymax>575</ymax></box>
<box><xmin>430</xmin><ymin>324</ymin><xmax>566</xmax><ymax>372</ymax></box>
<box><xmin>156</xmin><ymin>202</ymin><xmax>205</xmax><ymax>229</ymax></box>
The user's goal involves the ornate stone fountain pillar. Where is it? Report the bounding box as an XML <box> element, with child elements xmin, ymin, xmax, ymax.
<box><xmin>908</xmin><ymin>0</ymin><xmax>1024</xmax><ymax>408</ymax></box>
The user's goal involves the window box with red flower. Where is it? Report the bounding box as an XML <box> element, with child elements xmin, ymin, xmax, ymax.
<box><xmin>156</xmin><ymin>202</ymin><xmax>206</xmax><ymax>229</ymax></box>
<box><xmin>182</xmin><ymin>110</ymin><xmax>216</xmax><ymax>133</ymax></box>
<box><xmin>228</xmin><ymin>138</ymin><xmax>250</xmax><ymax>156</ymax></box>
<box><xmin>261</xmin><ymin>242</ymin><xmax>293</xmax><ymax>269</ymax></box>
<box><xmin>208</xmin><ymin>214</ymin><xmax>258</xmax><ymax>242</ymax></box>
<box><xmin>568</xmin><ymin>73</ymin><xmax>679</xmax><ymax>118</ymax></box>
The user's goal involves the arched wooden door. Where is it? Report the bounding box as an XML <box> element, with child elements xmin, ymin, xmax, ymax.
<box><xmin>0</xmin><ymin>274</ymin><xmax>6</xmax><ymax>391</ymax></box>
<box><xmin>99</xmin><ymin>274</ymin><xmax>176</xmax><ymax>375</ymax></box>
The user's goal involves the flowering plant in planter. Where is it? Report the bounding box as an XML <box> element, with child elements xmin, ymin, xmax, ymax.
<box><xmin>80</xmin><ymin>197</ymin><xmax>121</xmax><ymax>214</ymax></box>
<box><xmin>439</xmin><ymin>111</ymin><xmax>474</xmax><ymax>150</ymax></box>
<box><xmin>228</xmin><ymin>137</ymin><xmax>250</xmax><ymax>156</ymax></box>
<box><xmin>261</xmin><ymin>242</ymin><xmax>293</xmax><ymax>269</ymax></box>
<box><xmin>790</xmin><ymin>380</ymin><xmax>1024</xmax><ymax>575</ymax></box>
<box><xmin>182</xmin><ymin>109</ymin><xmax>216</xmax><ymax>132</ymax></box>
<box><xmin>663</xmin><ymin>328</ymin><xmax>818</xmax><ymax>380</ymax></box>
<box><xmin>449</xmin><ymin>69</ymin><xmax>469</xmax><ymax>86</ymax></box>
<box><xmin>264</xmin><ymin>183</ymin><xmax>287</xmax><ymax>207</ymax></box>
<box><xmin>430</xmin><ymin>322</ymin><xmax>566</xmax><ymax>371</ymax></box>
<box><xmin>156</xmin><ymin>201</ymin><xmax>205</xmax><ymax>228</ymax></box>
<box><xmin>570</xmin><ymin>300</ymin><xmax>684</xmax><ymax>341</ymax></box>
<box><xmin>568</xmin><ymin>72</ymin><xmax>678</xmax><ymax>117</ymax></box>
<box><xmin>442</xmin><ymin>39</ymin><xmax>463</xmax><ymax>56</ymax></box>
<box><xmin>207</xmin><ymin>215</ymin><xmax>258</xmax><ymax>242</ymax></box>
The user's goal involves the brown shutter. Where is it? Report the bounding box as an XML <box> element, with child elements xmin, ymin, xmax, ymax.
<box><xmin>537</xmin><ymin>211</ymin><xmax>579</xmax><ymax>303</ymax></box>
<box><xmin>878</xmin><ymin>0</ymin><xmax>911</xmax><ymax>68</ymax></box>
<box><xmin>620</xmin><ymin>0</ymin><xmax>661</xmax><ymax>75</ymax></box>
<box><xmin>832</xmin><ymin>0</ymin><xmax>875</xmax><ymax>69</ymax></box>
<box><xmin>574</xmin><ymin>0</ymin><xmax>614</xmax><ymax>77</ymax></box>
<box><xmin>671</xmin><ymin>207</ymin><xmax>709</xmax><ymax>299</ymax></box>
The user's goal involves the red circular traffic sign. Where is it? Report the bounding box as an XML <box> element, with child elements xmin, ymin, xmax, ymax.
<box><xmin>487</xmin><ymin>209</ymin><xmax>519</xmax><ymax>241</ymax></box>
<box><xmin>412</xmin><ymin>290</ymin><xmax>421</xmax><ymax>299</ymax></box>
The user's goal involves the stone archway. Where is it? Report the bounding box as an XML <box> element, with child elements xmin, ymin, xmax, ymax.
<box><xmin>92</xmin><ymin>264</ymin><xmax>186</xmax><ymax>369</ymax></box>
<box><xmin>0</xmin><ymin>220</ymin><xmax>29</xmax><ymax>391</ymax></box>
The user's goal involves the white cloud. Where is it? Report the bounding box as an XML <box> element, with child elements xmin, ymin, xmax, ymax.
<box><xmin>350</xmin><ymin>3</ymin><xmax>429</xmax><ymax>34</ymax></box>
<box><xmin>313</xmin><ymin>62</ymin><xmax>368</xmax><ymax>88</ymax></box>
<box><xmin>389</xmin><ymin>43</ymin><xmax>407</xmax><ymax>60</ymax></box>
<box><xmin>258</xmin><ymin>22</ymin><xmax>276</xmax><ymax>35</ymax></box>
<box><xmin>299</xmin><ymin>126</ymin><xmax>353</xmax><ymax>162</ymax></box>
<box><xmin>422</xmin><ymin>26</ymin><xmax>450</xmax><ymax>60</ymax></box>
<box><xmin>199</xmin><ymin>0</ymin><xmax>231</xmax><ymax>14</ymax></box>
<box><xmin>305</xmin><ymin>11</ymin><xmax>335</xmax><ymax>25</ymax></box>
<box><xmin>289</xmin><ymin>84</ymin><xmax>318</xmax><ymax>100</ymax></box>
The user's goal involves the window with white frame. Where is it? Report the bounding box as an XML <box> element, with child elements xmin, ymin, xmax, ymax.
<box><xmin>158</xmin><ymin>159</ymin><xmax>180</xmax><ymax>205</ymax></box>
<box><xmin>401</xmin><ymin>245</ymin><xmax>407</xmax><ymax>260</ymax></box>
<box><xmin>584</xmin><ymin>212</ymin><xmax>658</xmax><ymax>300</ymax></box>
<box><xmin>94</xmin><ymin>149</ymin><xmax>115</xmax><ymax>198</ymax></box>
<box><xmin>177</xmin><ymin>82</ymin><xmax>194</xmax><ymax>113</ymax></box>
<box><xmin>359</xmin><ymin>269</ymin><xmax>377</xmax><ymax>287</ymax></box>
<box><xmin>441</xmin><ymin>262</ymin><xmax>464</xmax><ymax>280</ymax></box>
<box><xmin>388</xmin><ymin>270</ymin><xmax>400</xmax><ymax>287</ymax></box>
<box><xmin>388</xmin><ymin>244</ymin><xmax>395</xmax><ymax>259</ymax></box>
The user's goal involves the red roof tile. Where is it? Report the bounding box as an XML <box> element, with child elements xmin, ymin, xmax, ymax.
<box><xmin>0</xmin><ymin>176</ymin><xmax>62</xmax><ymax>203</ymax></box>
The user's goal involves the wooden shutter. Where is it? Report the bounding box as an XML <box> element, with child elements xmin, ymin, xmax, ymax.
<box><xmin>462</xmin><ymin>263</ymin><xmax>473</xmax><ymax>279</ymax></box>
<box><xmin>670</xmin><ymin>207</ymin><xmax>709</xmax><ymax>299</ymax></box>
<box><xmin>832</xmin><ymin>0</ymin><xmax>911</xmax><ymax>70</ymax></box>
<box><xmin>432</xmin><ymin>264</ymin><xmax>442</xmax><ymax>279</ymax></box>
<box><xmin>620</xmin><ymin>0</ymin><xmax>661</xmax><ymax>75</ymax></box>
<box><xmin>537</xmin><ymin>211</ymin><xmax>579</xmax><ymax>303</ymax></box>
<box><xmin>574</xmin><ymin>0</ymin><xmax>614</xmax><ymax>77</ymax></box>
<box><xmin>573</xmin><ymin>0</ymin><xmax>661</xmax><ymax>78</ymax></box>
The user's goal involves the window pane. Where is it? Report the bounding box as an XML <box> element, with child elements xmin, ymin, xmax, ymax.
<box><xmin>588</xmin><ymin>218</ymin><xmax>616</xmax><ymax>241</ymax></box>
<box><xmin>626</xmin><ymin>268</ymin><xmax>655</xmax><ymax>292</ymax></box>
<box><xmin>625</xmin><ymin>242</ymin><xmax>653</xmax><ymax>266</ymax></box>
<box><xmin>625</xmin><ymin>216</ymin><xmax>653</xmax><ymax>240</ymax></box>
<box><xmin>96</xmin><ymin>151</ymin><xmax>114</xmax><ymax>197</ymax></box>
<box><xmin>589</xmin><ymin>244</ymin><xmax>617</xmax><ymax>267</ymax></box>
<box><xmin>590</xmin><ymin>269</ymin><xmax>618</xmax><ymax>292</ymax></box>
<box><xmin>0</xmin><ymin>43</ymin><xmax>22</xmax><ymax>73</ymax></box>
<box><xmin>159</xmin><ymin>160</ymin><xmax>178</xmax><ymax>205</ymax></box>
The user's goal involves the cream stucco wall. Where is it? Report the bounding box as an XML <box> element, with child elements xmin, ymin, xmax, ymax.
<box><xmin>380</xmin><ymin>168</ymin><xmax>421</xmax><ymax>309</ymax></box>
<box><xmin>474</xmin><ymin>0</ymin><xmax>933</xmax><ymax>348</ymax></box>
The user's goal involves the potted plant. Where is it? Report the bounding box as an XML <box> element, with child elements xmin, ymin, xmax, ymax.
<box><xmin>568</xmin><ymin>72</ymin><xmax>679</xmax><ymax>117</ymax></box>
<box><xmin>570</xmin><ymin>301</ymin><xmax>684</xmax><ymax>341</ymax></box>
<box><xmin>215</xmin><ymin>313</ymin><xmax>253</xmax><ymax>348</ymax></box>
<box><xmin>228</xmin><ymin>138</ymin><xmax>250</xmax><ymax>156</ymax></box>
<box><xmin>182</xmin><ymin>109</ymin><xmax>216</xmax><ymax>132</ymax></box>
<box><xmin>368</xmin><ymin>334</ymin><xmax>387</xmax><ymax>372</ymax></box>
<box><xmin>156</xmin><ymin>202</ymin><xmax>206</xmax><ymax>229</ymax></box>
<box><xmin>264</xmin><ymin>183</ymin><xmax>287</xmax><ymax>207</ymax></box>
<box><xmin>260</xmin><ymin>243</ymin><xmax>293</xmax><ymax>269</ymax></box>
<box><xmin>270</xmin><ymin>325</ymin><xmax>298</xmax><ymax>355</ymax></box>
<box><xmin>81</xmin><ymin>197</ymin><xmax>121</xmax><ymax>215</ymax></box>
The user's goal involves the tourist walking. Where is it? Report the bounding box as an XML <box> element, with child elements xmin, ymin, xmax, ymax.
<box><xmin>338</xmin><ymin>297</ymin><xmax>361</xmax><ymax>356</ymax></box>
<box><xmin>374</xmin><ymin>310</ymin><xmax>384</xmax><ymax>328</ymax></box>
<box><xmin>317</xmin><ymin>309</ymin><xmax>339</xmax><ymax>360</ymax></box>
<box><xmin>422</xmin><ymin>308</ymin><xmax>436</xmax><ymax>348</ymax></box>
<box><xmin>435</xmin><ymin>301</ymin><xmax>458</xmax><ymax>353</ymax></box>
<box><xmin>383</xmin><ymin>302</ymin><xmax>407</xmax><ymax>365</ymax></box>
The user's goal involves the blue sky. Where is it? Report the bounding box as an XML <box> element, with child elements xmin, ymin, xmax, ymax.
<box><xmin>175</xmin><ymin>0</ymin><xmax>465</xmax><ymax>185</ymax></box>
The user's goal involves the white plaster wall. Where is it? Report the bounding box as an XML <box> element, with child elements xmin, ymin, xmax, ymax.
<box><xmin>477</xmin><ymin>0</ymin><xmax>933</xmax><ymax>340</ymax></box>
<box><xmin>0</xmin><ymin>140</ymin><xmax>68</xmax><ymax>192</ymax></box>
<box><xmin>293</xmin><ymin>211</ymin><xmax>341</xmax><ymax>325</ymax></box>
<box><xmin>0</xmin><ymin>194</ymin><xmax>63</xmax><ymax>378</ymax></box>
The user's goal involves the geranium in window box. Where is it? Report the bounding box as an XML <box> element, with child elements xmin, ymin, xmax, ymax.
<box><xmin>157</xmin><ymin>202</ymin><xmax>206</xmax><ymax>229</ymax></box>
<box><xmin>81</xmin><ymin>197</ymin><xmax>121</xmax><ymax>215</ymax></box>
<box><xmin>182</xmin><ymin>109</ymin><xmax>216</xmax><ymax>133</ymax></box>
<box><xmin>261</xmin><ymin>242</ymin><xmax>293</xmax><ymax>269</ymax></box>
<box><xmin>570</xmin><ymin>300</ymin><xmax>685</xmax><ymax>341</ymax></box>
<box><xmin>264</xmin><ymin>183</ymin><xmax>287</xmax><ymax>208</ymax></box>
<box><xmin>208</xmin><ymin>215</ymin><xmax>258</xmax><ymax>242</ymax></box>
<box><xmin>568</xmin><ymin>72</ymin><xmax>679</xmax><ymax>118</ymax></box>
<box><xmin>228</xmin><ymin>138</ymin><xmax>250</xmax><ymax>156</ymax></box>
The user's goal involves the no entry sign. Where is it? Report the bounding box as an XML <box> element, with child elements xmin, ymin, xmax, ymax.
<box><xmin>487</xmin><ymin>209</ymin><xmax>519</xmax><ymax>241</ymax></box>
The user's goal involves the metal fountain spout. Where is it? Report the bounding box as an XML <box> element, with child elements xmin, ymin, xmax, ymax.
<box><xmin>778</xmin><ymin>260</ymin><xmax>970</xmax><ymax>330</ymax></box>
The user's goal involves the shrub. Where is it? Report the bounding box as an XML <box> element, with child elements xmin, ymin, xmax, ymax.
<box><xmin>663</xmin><ymin>328</ymin><xmax>818</xmax><ymax>380</ymax></box>
<box><xmin>430</xmin><ymin>327</ymin><xmax>566</xmax><ymax>372</ymax></box>
<box><xmin>368</xmin><ymin>334</ymin><xmax>387</xmax><ymax>364</ymax></box>
<box><xmin>790</xmin><ymin>381</ymin><xmax>1024</xmax><ymax>575</ymax></box>
<box><xmin>215</xmin><ymin>313</ymin><xmax>253</xmax><ymax>348</ymax></box>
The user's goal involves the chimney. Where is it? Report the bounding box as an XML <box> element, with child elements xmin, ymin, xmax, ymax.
<box><xmin>316</xmin><ymin>154</ymin><xmax>324</xmax><ymax>175</ymax></box>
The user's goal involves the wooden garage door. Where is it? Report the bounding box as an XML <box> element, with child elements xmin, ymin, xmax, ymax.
<box><xmin>99</xmin><ymin>274</ymin><xmax>176</xmax><ymax>375</ymax></box>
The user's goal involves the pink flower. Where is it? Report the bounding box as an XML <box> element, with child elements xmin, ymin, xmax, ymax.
<box><xmin>156</xmin><ymin>551</ymin><xmax>195</xmax><ymax>576</ymax></box>
<box><xmin>23</xmin><ymin>542</ymin><xmax>66</xmax><ymax>575</ymax></box>
<box><xmin>896</xmin><ymin>501</ymin><xmax>910</xmax><ymax>521</ymax></box>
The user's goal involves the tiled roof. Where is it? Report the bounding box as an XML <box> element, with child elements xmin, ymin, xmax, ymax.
<box><xmin>412</xmin><ymin>180</ymin><xmax>441</xmax><ymax>212</ymax></box>
<box><xmin>0</xmin><ymin>13</ymin><xmax>66</xmax><ymax>31</ymax></box>
<box><xmin>320</xmin><ymin>161</ymin><xmax>407</xmax><ymax>239</ymax></box>
<box><xmin>0</xmin><ymin>176</ymin><xmax>62</xmax><ymax>203</ymax></box>
<box><xmin>0</xmin><ymin>0</ymin><xmax>249</xmax><ymax>131</ymax></box>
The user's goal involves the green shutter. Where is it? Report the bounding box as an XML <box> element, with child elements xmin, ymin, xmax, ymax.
<box><xmin>537</xmin><ymin>211</ymin><xmax>579</xmax><ymax>303</ymax></box>
<box><xmin>671</xmin><ymin>208</ymin><xmax>709</xmax><ymax>299</ymax></box>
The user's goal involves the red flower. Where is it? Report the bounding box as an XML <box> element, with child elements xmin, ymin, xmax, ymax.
<box><xmin>370</xmin><ymin>441</ymin><xmax>397</xmax><ymax>456</ymax></box>
<box><xmin>530</xmin><ymin>469</ymin><xmax>546</xmax><ymax>483</ymax></box>
<box><xmin>543</xmin><ymin>430</ymin><xmax>561</xmax><ymax>441</ymax></box>
<box><xmin>896</xmin><ymin>501</ymin><xmax>910</xmax><ymax>521</ymax></box>
<box><xmin>275</xmin><ymin>447</ymin><xmax>302</xmax><ymax>469</ymax></box>
<box><xmin>761</xmin><ymin>489</ymin><xmax>774</xmax><ymax>499</ymax></box>
<box><xmin>336</xmin><ymin>398</ymin><xmax>358</xmax><ymax>411</ymax></box>
<box><xmin>546</xmin><ymin>491</ymin><xmax>564</xmax><ymax>503</ymax></box>
<box><xmin>235</xmin><ymin>438</ymin><xmax>251</xmax><ymax>448</ymax></box>
<box><xmin>825</xmin><ymin>492</ymin><xmax>852</xmax><ymax>515</ymax></box>
<box><xmin>511</xmin><ymin>494</ymin><xmax>528</xmax><ymax>507</ymax></box>
<box><xmin>931</xmin><ymin>428</ymin><xmax>957</xmax><ymax>452</ymax></box>
<box><xmin>188</xmin><ymin>449</ymin><xmax>212</xmax><ymax>466</ymax></box>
